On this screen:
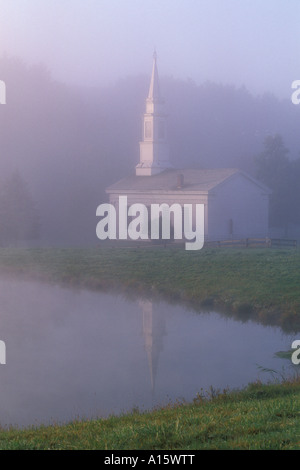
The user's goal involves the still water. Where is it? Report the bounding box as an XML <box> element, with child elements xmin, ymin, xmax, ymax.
<box><xmin>0</xmin><ymin>278</ymin><xmax>296</xmax><ymax>428</ymax></box>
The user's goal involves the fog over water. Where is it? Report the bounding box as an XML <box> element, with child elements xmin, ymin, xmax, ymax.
<box><xmin>0</xmin><ymin>278</ymin><xmax>295</xmax><ymax>428</ymax></box>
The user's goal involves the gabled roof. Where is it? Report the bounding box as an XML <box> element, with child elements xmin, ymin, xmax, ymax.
<box><xmin>106</xmin><ymin>168</ymin><xmax>270</xmax><ymax>194</ymax></box>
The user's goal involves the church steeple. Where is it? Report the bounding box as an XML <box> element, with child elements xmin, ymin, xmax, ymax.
<box><xmin>136</xmin><ymin>52</ymin><xmax>172</xmax><ymax>176</ymax></box>
<box><xmin>147</xmin><ymin>50</ymin><xmax>160</xmax><ymax>101</ymax></box>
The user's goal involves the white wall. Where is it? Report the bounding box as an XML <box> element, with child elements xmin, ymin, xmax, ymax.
<box><xmin>107</xmin><ymin>173</ymin><xmax>269</xmax><ymax>243</ymax></box>
<box><xmin>207</xmin><ymin>174</ymin><xmax>269</xmax><ymax>241</ymax></box>
<box><xmin>108</xmin><ymin>191</ymin><xmax>209</xmax><ymax>240</ymax></box>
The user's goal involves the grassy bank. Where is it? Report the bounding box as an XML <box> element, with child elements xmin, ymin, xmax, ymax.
<box><xmin>0</xmin><ymin>378</ymin><xmax>300</xmax><ymax>450</ymax></box>
<box><xmin>0</xmin><ymin>245</ymin><xmax>299</xmax><ymax>331</ymax></box>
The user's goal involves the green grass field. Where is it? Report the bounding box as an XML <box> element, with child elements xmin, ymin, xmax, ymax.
<box><xmin>0</xmin><ymin>245</ymin><xmax>300</xmax><ymax>449</ymax></box>
<box><xmin>0</xmin><ymin>245</ymin><xmax>299</xmax><ymax>331</ymax></box>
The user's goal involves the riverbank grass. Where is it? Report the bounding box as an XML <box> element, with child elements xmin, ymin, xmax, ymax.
<box><xmin>0</xmin><ymin>378</ymin><xmax>300</xmax><ymax>450</ymax></box>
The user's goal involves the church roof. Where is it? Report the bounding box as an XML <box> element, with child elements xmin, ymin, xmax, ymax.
<box><xmin>106</xmin><ymin>168</ymin><xmax>268</xmax><ymax>193</ymax></box>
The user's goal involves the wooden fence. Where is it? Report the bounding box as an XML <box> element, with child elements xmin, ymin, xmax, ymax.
<box><xmin>205</xmin><ymin>238</ymin><xmax>297</xmax><ymax>248</ymax></box>
<box><xmin>269</xmin><ymin>238</ymin><xmax>297</xmax><ymax>248</ymax></box>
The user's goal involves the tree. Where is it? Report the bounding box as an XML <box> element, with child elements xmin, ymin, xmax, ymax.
<box><xmin>0</xmin><ymin>171</ymin><xmax>40</xmax><ymax>245</ymax></box>
<box><xmin>255</xmin><ymin>134</ymin><xmax>300</xmax><ymax>232</ymax></box>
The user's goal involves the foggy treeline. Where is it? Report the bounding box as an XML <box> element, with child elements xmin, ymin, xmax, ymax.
<box><xmin>0</xmin><ymin>170</ymin><xmax>39</xmax><ymax>246</ymax></box>
<box><xmin>0</xmin><ymin>56</ymin><xmax>300</xmax><ymax>245</ymax></box>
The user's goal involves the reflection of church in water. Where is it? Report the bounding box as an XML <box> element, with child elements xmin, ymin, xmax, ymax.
<box><xmin>140</xmin><ymin>300</ymin><xmax>167</xmax><ymax>394</ymax></box>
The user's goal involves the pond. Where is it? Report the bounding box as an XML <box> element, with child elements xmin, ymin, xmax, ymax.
<box><xmin>0</xmin><ymin>277</ymin><xmax>296</xmax><ymax>428</ymax></box>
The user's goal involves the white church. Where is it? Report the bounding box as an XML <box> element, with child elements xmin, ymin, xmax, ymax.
<box><xmin>106</xmin><ymin>53</ymin><xmax>270</xmax><ymax>243</ymax></box>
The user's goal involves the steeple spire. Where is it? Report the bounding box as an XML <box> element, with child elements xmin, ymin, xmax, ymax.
<box><xmin>136</xmin><ymin>52</ymin><xmax>172</xmax><ymax>176</ymax></box>
<box><xmin>147</xmin><ymin>50</ymin><xmax>161</xmax><ymax>101</ymax></box>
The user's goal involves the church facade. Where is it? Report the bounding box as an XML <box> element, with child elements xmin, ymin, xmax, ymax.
<box><xmin>106</xmin><ymin>54</ymin><xmax>270</xmax><ymax>243</ymax></box>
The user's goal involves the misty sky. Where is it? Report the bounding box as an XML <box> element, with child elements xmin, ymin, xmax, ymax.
<box><xmin>0</xmin><ymin>0</ymin><xmax>300</xmax><ymax>99</ymax></box>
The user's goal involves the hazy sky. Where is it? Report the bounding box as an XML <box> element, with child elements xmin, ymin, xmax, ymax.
<box><xmin>0</xmin><ymin>0</ymin><xmax>300</xmax><ymax>98</ymax></box>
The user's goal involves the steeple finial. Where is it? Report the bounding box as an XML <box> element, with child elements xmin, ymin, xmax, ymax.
<box><xmin>148</xmin><ymin>50</ymin><xmax>160</xmax><ymax>100</ymax></box>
